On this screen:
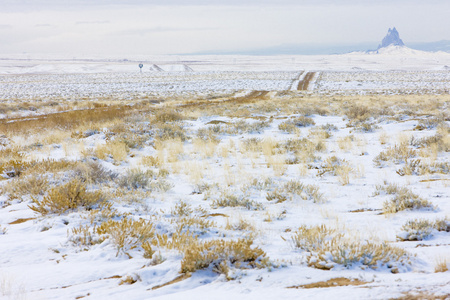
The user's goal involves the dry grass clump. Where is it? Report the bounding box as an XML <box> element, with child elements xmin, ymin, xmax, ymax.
<box><xmin>170</xmin><ymin>201</ymin><xmax>215</xmax><ymax>234</ymax></box>
<box><xmin>141</xmin><ymin>156</ymin><xmax>162</xmax><ymax>168</ymax></box>
<box><xmin>414</xmin><ymin>116</ymin><xmax>445</xmax><ymax>131</ymax></box>
<box><xmin>180</xmin><ymin>238</ymin><xmax>268</xmax><ymax>277</ymax></box>
<box><xmin>374</xmin><ymin>183</ymin><xmax>435</xmax><ymax>214</ymax></box>
<box><xmin>0</xmin><ymin>157</ymin><xmax>30</xmax><ymax>179</ymax></box>
<box><xmin>73</xmin><ymin>161</ymin><xmax>118</xmax><ymax>184</ymax></box>
<box><xmin>266</xmin><ymin>180</ymin><xmax>324</xmax><ymax>203</ymax></box>
<box><xmin>278</xmin><ymin>116</ymin><xmax>315</xmax><ymax>133</ymax></box>
<box><xmin>1</xmin><ymin>175</ymin><xmax>47</xmax><ymax>201</ymax></box>
<box><xmin>96</xmin><ymin>218</ymin><xmax>155</xmax><ymax>258</ymax></box>
<box><xmin>211</xmin><ymin>193</ymin><xmax>264</xmax><ymax>211</ymax></box>
<box><xmin>155</xmin><ymin>123</ymin><xmax>188</xmax><ymax>141</ymax></box>
<box><xmin>221</xmin><ymin>120</ymin><xmax>270</xmax><ymax>135</ymax></box>
<box><xmin>396</xmin><ymin>159</ymin><xmax>449</xmax><ymax>176</ymax></box>
<box><xmin>291</xmin><ymin>224</ymin><xmax>410</xmax><ymax>272</ymax></box>
<box><xmin>153</xmin><ymin>109</ymin><xmax>185</xmax><ymax>123</ymax></box>
<box><xmin>118</xmin><ymin>168</ymin><xmax>153</xmax><ymax>190</ymax></box>
<box><xmin>196</xmin><ymin>127</ymin><xmax>221</xmax><ymax>143</ymax></box>
<box><xmin>397</xmin><ymin>219</ymin><xmax>434</xmax><ymax>241</ymax></box>
<box><xmin>410</xmin><ymin>130</ymin><xmax>449</xmax><ymax>153</ymax></box>
<box><xmin>374</xmin><ymin>143</ymin><xmax>417</xmax><ymax>167</ymax></box>
<box><xmin>397</xmin><ymin>218</ymin><xmax>449</xmax><ymax>241</ymax></box>
<box><xmin>317</xmin><ymin>156</ymin><xmax>353</xmax><ymax>185</ymax></box>
<box><xmin>29</xmin><ymin>178</ymin><xmax>105</xmax><ymax>215</ymax></box>
<box><xmin>434</xmin><ymin>257</ymin><xmax>449</xmax><ymax>273</ymax></box>
<box><xmin>95</xmin><ymin>140</ymin><xmax>129</xmax><ymax>164</ymax></box>
<box><xmin>279</xmin><ymin>138</ymin><xmax>321</xmax><ymax>163</ymax></box>
<box><xmin>344</xmin><ymin>104</ymin><xmax>372</xmax><ymax>122</ymax></box>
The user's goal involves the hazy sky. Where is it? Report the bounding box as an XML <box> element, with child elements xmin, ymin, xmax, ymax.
<box><xmin>1</xmin><ymin>0</ymin><xmax>449</xmax><ymax>56</ymax></box>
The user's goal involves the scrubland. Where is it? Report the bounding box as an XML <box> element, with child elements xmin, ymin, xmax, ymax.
<box><xmin>0</xmin><ymin>85</ymin><xmax>449</xmax><ymax>299</ymax></box>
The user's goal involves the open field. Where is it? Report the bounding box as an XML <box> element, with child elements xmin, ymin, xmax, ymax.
<box><xmin>0</xmin><ymin>60</ymin><xmax>450</xmax><ymax>299</ymax></box>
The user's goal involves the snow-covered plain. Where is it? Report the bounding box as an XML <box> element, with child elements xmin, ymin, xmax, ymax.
<box><xmin>0</xmin><ymin>51</ymin><xmax>449</xmax><ymax>300</ymax></box>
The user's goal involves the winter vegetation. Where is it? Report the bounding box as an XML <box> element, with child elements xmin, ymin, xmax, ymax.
<box><xmin>0</xmin><ymin>57</ymin><xmax>449</xmax><ymax>299</ymax></box>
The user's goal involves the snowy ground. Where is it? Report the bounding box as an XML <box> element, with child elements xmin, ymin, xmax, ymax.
<box><xmin>0</xmin><ymin>53</ymin><xmax>449</xmax><ymax>300</ymax></box>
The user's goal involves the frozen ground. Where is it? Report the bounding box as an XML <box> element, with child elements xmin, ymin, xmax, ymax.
<box><xmin>0</xmin><ymin>52</ymin><xmax>449</xmax><ymax>300</ymax></box>
<box><xmin>1</xmin><ymin>49</ymin><xmax>449</xmax><ymax>100</ymax></box>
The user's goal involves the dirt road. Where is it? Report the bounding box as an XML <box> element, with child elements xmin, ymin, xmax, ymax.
<box><xmin>297</xmin><ymin>72</ymin><xmax>316</xmax><ymax>91</ymax></box>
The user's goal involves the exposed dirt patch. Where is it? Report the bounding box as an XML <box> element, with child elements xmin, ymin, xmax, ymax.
<box><xmin>288</xmin><ymin>277</ymin><xmax>368</xmax><ymax>289</ymax></box>
<box><xmin>150</xmin><ymin>273</ymin><xmax>192</xmax><ymax>290</ymax></box>
<box><xmin>9</xmin><ymin>217</ymin><xmax>35</xmax><ymax>225</ymax></box>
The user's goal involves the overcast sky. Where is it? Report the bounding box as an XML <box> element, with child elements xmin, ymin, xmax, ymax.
<box><xmin>1</xmin><ymin>0</ymin><xmax>449</xmax><ymax>56</ymax></box>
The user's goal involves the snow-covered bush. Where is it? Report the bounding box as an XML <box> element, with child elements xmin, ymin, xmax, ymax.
<box><xmin>292</xmin><ymin>225</ymin><xmax>411</xmax><ymax>272</ymax></box>
<box><xmin>397</xmin><ymin>219</ymin><xmax>434</xmax><ymax>241</ymax></box>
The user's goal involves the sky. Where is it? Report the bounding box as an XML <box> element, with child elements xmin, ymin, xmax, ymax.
<box><xmin>1</xmin><ymin>0</ymin><xmax>449</xmax><ymax>56</ymax></box>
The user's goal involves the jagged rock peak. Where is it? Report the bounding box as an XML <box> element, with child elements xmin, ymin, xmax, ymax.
<box><xmin>378</xmin><ymin>27</ymin><xmax>405</xmax><ymax>49</ymax></box>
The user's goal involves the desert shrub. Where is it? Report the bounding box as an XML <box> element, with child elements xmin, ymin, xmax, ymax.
<box><xmin>211</xmin><ymin>193</ymin><xmax>264</xmax><ymax>211</ymax></box>
<box><xmin>376</xmin><ymin>184</ymin><xmax>435</xmax><ymax>214</ymax></box>
<box><xmin>434</xmin><ymin>218</ymin><xmax>450</xmax><ymax>232</ymax></box>
<box><xmin>196</xmin><ymin>127</ymin><xmax>220</xmax><ymax>143</ymax></box>
<box><xmin>97</xmin><ymin>218</ymin><xmax>155</xmax><ymax>258</ymax></box>
<box><xmin>414</xmin><ymin>116</ymin><xmax>444</xmax><ymax>131</ymax></box>
<box><xmin>266</xmin><ymin>180</ymin><xmax>324</xmax><ymax>203</ymax></box>
<box><xmin>141</xmin><ymin>155</ymin><xmax>162</xmax><ymax>168</ymax></box>
<box><xmin>410</xmin><ymin>131</ymin><xmax>449</xmax><ymax>153</ymax></box>
<box><xmin>74</xmin><ymin>161</ymin><xmax>118</xmax><ymax>183</ymax></box>
<box><xmin>219</xmin><ymin>120</ymin><xmax>269</xmax><ymax>135</ymax></box>
<box><xmin>278</xmin><ymin>116</ymin><xmax>315</xmax><ymax>133</ymax></box>
<box><xmin>317</xmin><ymin>156</ymin><xmax>352</xmax><ymax>176</ymax></box>
<box><xmin>292</xmin><ymin>225</ymin><xmax>410</xmax><ymax>272</ymax></box>
<box><xmin>396</xmin><ymin>160</ymin><xmax>449</xmax><ymax>176</ymax></box>
<box><xmin>352</xmin><ymin>122</ymin><xmax>380</xmax><ymax>133</ymax></box>
<box><xmin>25</xmin><ymin>159</ymin><xmax>77</xmax><ymax>174</ymax></box>
<box><xmin>1</xmin><ymin>175</ymin><xmax>47</xmax><ymax>201</ymax></box>
<box><xmin>118</xmin><ymin>168</ymin><xmax>153</xmax><ymax>189</ymax></box>
<box><xmin>180</xmin><ymin>238</ymin><xmax>268</xmax><ymax>277</ymax></box>
<box><xmin>0</xmin><ymin>159</ymin><xmax>31</xmax><ymax>178</ymax></box>
<box><xmin>320</xmin><ymin>123</ymin><xmax>338</xmax><ymax>132</ymax></box>
<box><xmin>241</xmin><ymin>137</ymin><xmax>263</xmax><ymax>152</ymax></box>
<box><xmin>279</xmin><ymin>138</ymin><xmax>320</xmax><ymax>163</ymax></box>
<box><xmin>155</xmin><ymin>123</ymin><xmax>188</xmax><ymax>141</ymax></box>
<box><xmin>373</xmin><ymin>143</ymin><xmax>417</xmax><ymax>167</ymax></box>
<box><xmin>175</xmin><ymin>216</ymin><xmax>215</xmax><ymax>234</ymax></box>
<box><xmin>345</xmin><ymin>105</ymin><xmax>371</xmax><ymax>122</ymax></box>
<box><xmin>69</xmin><ymin>224</ymin><xmax>103</xmax><ymax>248</ymax></box>
<box><xmin>95</xmin><ymin>140</ymin><xmax>129</xmax><ymax>164</ymax></box>
<box><xmin>29</xmin><ymin>179</ymin><xmax>105</xmax><ymax>215</ymax></box>
<box><xmin>153</xmin><ymin>109</ymin><xmax>184</xmax><ymax>123</ymax></box>
<box><xmin>397</xmin><ymin>219</ymin><xmax>434</xmax><ymax>241</ymax></box>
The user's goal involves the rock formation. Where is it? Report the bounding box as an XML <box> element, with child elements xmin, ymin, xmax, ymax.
<box><xmin>378</xmin><ymin>27</ymin><xmax>405</xmax><ymax>49</ymax></box>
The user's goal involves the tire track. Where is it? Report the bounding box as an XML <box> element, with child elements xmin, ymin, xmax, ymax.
<box><xmin>289</xmin><ymin>71</ymin><xmax>304</xmax><ymax>90</ymax></box>
<box><xmin>297</xmin><ymin>72</ymin><xmax>316</xmax><ymax>91</ymax></box>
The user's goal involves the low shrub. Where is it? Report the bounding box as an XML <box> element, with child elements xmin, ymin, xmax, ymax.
<box><xmin>375</xmin><ymin>183</ymin><xmax>435</xmax><ymax>214</ymax></box>
<box><xmin>278</xmin><ymin>116</ymin><xmax>315</xmax><ymax>133</ymax></box>
<box><xmin>374</xmin><ymin>143</ymin><xmax>416</xmax><ymax>167</ymax></box>
<box><xmin>292</xmin><ymin>225</ymin><xmax>410</xmax><ymax>272</ymax></box>
<box><xmin>29</xmin><ymin>179</ymin><xmax>105</xmax><ymax>215</ymax></box>
<box><xmin>96</xmin><ymin>218</ymin><xmax>155</xmax><ymax>258</ymax></box>
<box><xmin>181</xmin><ymin>238</ymin><xmax>268</xmax><ymax>277</ymax></box>
<box><xmin>211</xmin><ymin>193</ymin><xmax>264</xmax><ymax>211</ymax></box>
<box><xmin>118</xmin><ymin>169</ymin><xmax>152</xmax><ymax>189</ymax></box>
<box><xmin>397</xmin><ymin>219</ymin><xmax>434</xmax><ymax>241</ymax></box>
